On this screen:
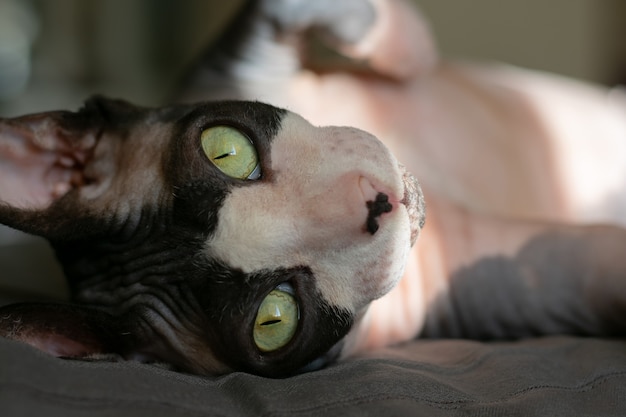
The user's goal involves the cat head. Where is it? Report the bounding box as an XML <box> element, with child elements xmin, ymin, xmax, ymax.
<box><xmin>0</xmin><ymin>97</ymin><xmax>424</xmax><ymax>376</ymax></box>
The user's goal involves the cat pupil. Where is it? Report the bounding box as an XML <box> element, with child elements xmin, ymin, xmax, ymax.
<box><xmin>214</xmin><ymin>152</ymin><xmax>234</xmax><ymax>160</ymax></box>
<box><xmin>261</xmin><ymin>320</ymin><xmax>281</xmax><ymax>326</ymax></box>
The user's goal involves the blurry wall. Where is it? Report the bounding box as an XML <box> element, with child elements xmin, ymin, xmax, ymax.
<box><xmin>0</xmin><ymin>0</ymin><xmax>242</xmax><ymax>116</ymax></box>
<box><xmin>1</xmin><ymin>0</ymin><xmax>625</xmax><ymax>117</ymax></box>
<box><xmin>418</xmin><ymin>0</ymin><xmax>626</xmax><ymax>85</ymax></box>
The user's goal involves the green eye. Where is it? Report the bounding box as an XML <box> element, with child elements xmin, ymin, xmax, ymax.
<box><xmin>253</xmin><ymin>284</ymin><xmax>299</xmax><ymax>352</ymax></box>
<box><xmin>200</xmin><ymin>126</ymin><xmax>260</xmax><ymax>180</ymax></box>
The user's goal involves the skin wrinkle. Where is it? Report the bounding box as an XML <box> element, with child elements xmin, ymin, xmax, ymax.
<box><xmin>66</xmin><ymin>228</ymin><xmax>189</xmax><ymax>295</ymax></box>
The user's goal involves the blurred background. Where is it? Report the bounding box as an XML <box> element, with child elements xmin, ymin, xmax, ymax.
<box><xmin>1</xmin><ymin>0</ymin><xmax>625</xmax><ymax>301</ymax></box>
<box><xmin>1</xmin><ymin>0</ymin><xmax>625</xmax><ymax>117</ymax></box>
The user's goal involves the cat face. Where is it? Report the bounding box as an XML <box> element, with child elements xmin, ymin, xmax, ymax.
<box><xmin>0</xmin><ymin>97</ymin><xmax>424</xmax><ymax>376</ymax></box>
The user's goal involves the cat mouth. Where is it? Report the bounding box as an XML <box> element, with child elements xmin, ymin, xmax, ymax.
<box><xmin>399</xmin><ymin>165</ymin><xmax>425</xmax><ymax>246</ymax></box>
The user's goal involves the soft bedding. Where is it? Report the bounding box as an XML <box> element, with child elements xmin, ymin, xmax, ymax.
<box><xmin>2</xmin><ymin>334</ymin><xmax>625</xmax><ymax>416</ymax></box>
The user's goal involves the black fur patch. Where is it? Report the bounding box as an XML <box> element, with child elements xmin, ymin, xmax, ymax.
<box><xmin>188</xmin><ymin>264</ymin><xmax>353</xmax><ymax>377</ymax></box>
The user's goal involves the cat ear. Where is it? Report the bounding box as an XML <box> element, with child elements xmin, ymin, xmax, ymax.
<box><xmin>0</xmin><ymin>105</ymin><xmax>101</xmax><ymax>238</ymax></box>
<box><xmin>0</xmin><ymin>97</ymin><xmax>147</xmax><ymax>240</ymax></box>
<box><xmin>0</xmin><ymin>302</ymin><xmax>125</xmax><ymax>358</ymax></box>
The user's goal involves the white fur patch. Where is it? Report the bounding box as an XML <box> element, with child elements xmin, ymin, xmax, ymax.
<box><xmin>205</xmin><ymin>113</ymin><xmax>415</xmax><ymax>312</ymax></box>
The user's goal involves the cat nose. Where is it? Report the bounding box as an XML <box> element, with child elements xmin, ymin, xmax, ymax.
<box><xmin>357</xmin><ymin>175</ymin><xmax>395</xmax><ymax>236</ymax></box>
<box><xmin>365</xmin><ymin>192</ymin><xmax>393</xmax><ymax>235</ymax></box>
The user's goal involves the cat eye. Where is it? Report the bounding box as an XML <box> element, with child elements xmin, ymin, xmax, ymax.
<box><xmin>200</xmin><ymin>126</ymin><xmax>261</xmax><ymax>180</ymax></box>
<box><xmin>253</xmin><ymin>283</ymin><xmax>299</xmax><ymax>352</ymax></box>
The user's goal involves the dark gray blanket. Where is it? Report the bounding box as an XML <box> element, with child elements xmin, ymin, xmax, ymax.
<box><xmin>2</xmin><ymin>336</ymin><xmax>625</xmax><ymax>416</ymax></box>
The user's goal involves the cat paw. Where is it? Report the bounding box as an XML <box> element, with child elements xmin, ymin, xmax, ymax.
<box><xmin>261</xmin><ymin>0</ymin><xmax>438</xmax><ymax>80</ymax></box>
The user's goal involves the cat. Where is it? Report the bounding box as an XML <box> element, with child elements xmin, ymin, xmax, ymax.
<box><xmin>1</xmin><ymin>0</ymin><xmax>626</xmax><ymax>377</ymax></box>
